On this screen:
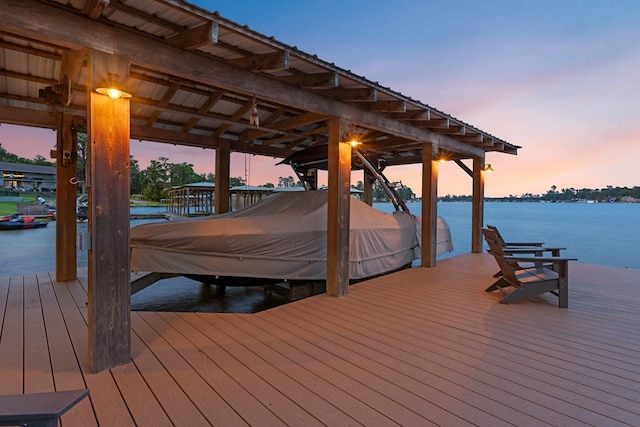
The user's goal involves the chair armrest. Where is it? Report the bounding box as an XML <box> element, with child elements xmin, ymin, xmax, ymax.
<box><xmin>503</xmin><ymin>255</ymin><xmax>577</xmax><ymax>263</ymax></box>
<box><xmin>502</xmin><ymin>246</ymin><xmax>566</xmax><ymax>253</ymax></box>
<box><xmin>504</xmin><ymin>241</ymin><xmax>544</xmax><ymax>246</ymax></box>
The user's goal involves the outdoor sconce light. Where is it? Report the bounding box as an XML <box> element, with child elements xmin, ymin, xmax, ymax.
<box><xmin>437</xmin><ymin>150</ymin><xmax>450</xmax><ymax>163</ymax></box>
<box><xmin>96</xmin><ymin>87</ymin><xmax>131</xmax><ymax>100</ymax></box>
<box><xmin>482</xmin><ymin>164</ymin><xmax>494</xmax><ymax>173</ymax></box>
<box><xmin>95</xmin><ymin>73</ymin><xmax>131</xmax><ymax>100</ymax></box>
<box><xmin>349</xmin><ymin>139</ymin><xmax>362</xmax><ymax>148</ymax></box>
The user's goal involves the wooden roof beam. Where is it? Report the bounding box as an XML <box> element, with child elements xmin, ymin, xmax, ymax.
<box><xmin>197</xmin><ymin>91</ymin><xmax>225</xmax><ymax>113</ymax></box>
<box><xmin>0</xmin><ymin>39</ymin><xmax>61</xmax><ymax>60</ymax></box>
<box><xmin>394</xmin><ymin>109</ymin><xmax>431</xmax><ymax>121</ymax></box>
<box><xmin>214</xmin><ymin>99</ymin><xmax>254</xmax><ymax>137</ymax></box>
<box><xmin>270</xmin><ymin>111</ymin><xmax>327</xmax><ymax>131</ymax></box>
<box><xmin>368</xmin><ymin>100</ymin><xmax>406</xmax><ymax>113</ymax></box>
<box><xmin>165</xmin><ymin>21</ymin><xmax>218</xmax><ymax>50</ymax></box>
<box><xmin>278</xmin><ymin>72</ymin><xmax>339</xmax><ymax>89</ymax></box>
<box><xmin>231</xmin><ymin>51</ymin><xmax>290</xmax><ymax>72</ymax></box>
<box><xmin>316</xmin><ymin>87</ymin><xmax>377</xmax><ymax>102</ymax></box>
<box><xmin>0</xmin><ymin>68</ymin><xmax>56</xmax><ymax>86</ymax></box>
<box><xmin>0</xmin><ymin>104</ymin><xmax>56</xmax><ymax>128</ymax></box>
<box><xmin>129</xmin><ymin>124</ymin><xmax>234</xmax><ymax>152</ymax></box>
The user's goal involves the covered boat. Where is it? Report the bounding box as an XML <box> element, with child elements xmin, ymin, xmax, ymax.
<box><xmin>130</xmin><ymin>191</ymin><xmax>452</xmax><ymax>282</ymax></box>
<box><xmin>130</xmin><ymin>145</ymin><xmax>453</xmax><ymax>285</ymax></box>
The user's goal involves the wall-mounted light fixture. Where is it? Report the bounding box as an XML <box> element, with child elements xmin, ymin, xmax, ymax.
<box><xmin>482</xmin><ymin>164</ymin><xmax>494</xmax><ymax>173</ymax></box>
<box><xmin>437</xmin><ymin>151</ymin><xmax>450</xmax><ymax>163</ymax></box>
<box><xmin>95</xmin><ymin>73</ymin><xmax>131</xmax><ymax>100</ymax></box>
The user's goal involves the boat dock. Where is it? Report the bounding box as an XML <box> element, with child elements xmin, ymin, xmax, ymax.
<box><xmin>1</xmin><ymin>253</ymin><xmax>639</xmax><ymax>426</ymax></box>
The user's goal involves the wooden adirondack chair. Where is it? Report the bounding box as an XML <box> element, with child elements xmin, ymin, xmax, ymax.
<box><xmin>485</xmin><ymin>224</ymin><xmax>565</xmax><ymax>277</ymax></box>
<box><xmin>481</xmin><ymin>228</ymin><xmax>576</xmax><ymax>308</ymax></box>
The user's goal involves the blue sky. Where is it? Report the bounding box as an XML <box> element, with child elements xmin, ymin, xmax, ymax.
<box><xmin>2</xmin><ymin>1</ymin><xmax>638</xmax><ymax>197</ymax></box>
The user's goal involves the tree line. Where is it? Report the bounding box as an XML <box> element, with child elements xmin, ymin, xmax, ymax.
<box><xmin>440</xmin><ymin>184</ymin><xmax>640</xmax><ymax>203</ymax></box>
<box><xmin>8</xmin><ymin>143</ymin><xmax>633</xmax><ymax>202</ymax></box>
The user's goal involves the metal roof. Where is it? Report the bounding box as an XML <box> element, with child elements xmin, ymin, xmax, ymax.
<box><xmin>0</xmin><ymin>0</ymin><xmax>519</xmax><ymax>165</ymax></box>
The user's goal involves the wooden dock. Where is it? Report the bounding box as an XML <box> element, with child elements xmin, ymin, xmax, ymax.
<box><xmin>1</xmin><ymin>253</ymin><xmax>639</xmax><ymax>426</ymax></box>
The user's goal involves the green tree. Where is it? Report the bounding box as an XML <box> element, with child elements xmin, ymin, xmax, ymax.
<box><xmin>129</xmin><ymin>156</ymin><xmax>143</xmax><ymax>195</ymax></box>
<box><xmin>230</xmin><ymin>177</ymin><xmax>246</xmax><ymax>187</ymax></box>
<box><xmin>278</xmin><ymin>176</ymin><xmax>296</xmax><ymax>187</ymax></box>
<box><xmin>141</xmin><ymin>159</ymin><xmax>168</xmax><ymax>201</ymax></box>
<box><xmin>167</xmin><ymin>162</ymin><xmax>201</xmax><ymax>187</ymax></box>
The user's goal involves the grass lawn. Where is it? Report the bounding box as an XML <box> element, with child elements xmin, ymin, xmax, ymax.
<box><xmin>0</xmin><ymin>194</ymin><xmax>38</xmax><ymax>216</ymax></box>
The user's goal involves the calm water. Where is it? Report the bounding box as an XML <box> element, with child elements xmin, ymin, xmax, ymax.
<box><xmin>2</xmin><ymin>202</ymin><xmax>638</xmax><ymax>312</ymax></box>
<box><xmin>381</xmin><ymin>201</ymin><xmax>640</xmax><ymax>270</ymax></box>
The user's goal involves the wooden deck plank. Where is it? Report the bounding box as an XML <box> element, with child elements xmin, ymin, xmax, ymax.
<box><xmin>211</xmin><ymin>313</ymin><xmax>393</xmax><ymax>427</ymax></box>
<box><xmin>353</xmin><ymin>265</ymin><xmax>640</xmax><ymax>395</ymax></box>
<box><xmin>1</xmin><ymin>255</ymin><xmax>640</xmax><ymax>426</ymax></box>
<box><xmin>182</xmin><ymin>313</ymin><xmax>325</xmax><ymax>426</ymax></box>
<box><xmin>297</xmin><ymin>291</ymin><xmax>629</xmax><ymax>425</ymax></box>
<box><xmin>260</xmin><ymin>298</ymin><xmax>537</xmax><ymax>426</ymax></box>
<box><xmin>0</xmin><ymin>276</ymin><xmax>24</xmax><ymax>395</ymax></box>
<box><xmin>230</xmin><ymin>312</ymin><xmax>443</xmax><ymax>426</ymax></box>
<box><xmin>152</xmin><ymin>311</ymin><xmax>283</xmax><ymax>426</ymax></box>
<box><xmin>36</xmin><ymin>272</ymin><xmax>96</xmax><ymax>427</ymax></box>
<box><xmin>51</xmin><ymin>276</ymin><xmax>135</xmax><ymax>426</ymax></box>
<box><xmin>340</xmin><ymin>259</ymin><xmax>640</xmax><ymax>423</ymax></box>
<box><xmin>23</xmin><ymin>273</ymin><xmax>55</xmax><ymax>394</ymax></box>
<box><xmin>135</xmin><ymin>311</ymin><xmax>251</xmax><ymax>426</ymax></box>
<box><xmin>129</xmin><ymin>311</ymin><xmax>227</xmax><ymax>426</ymax></box>
<box><xmin>350</xmin><ymin>286</ymin><xmax>640</xmax><ymax>419</ymax></box>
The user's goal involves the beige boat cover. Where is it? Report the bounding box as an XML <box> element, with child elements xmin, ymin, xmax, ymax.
<box><xmin>130</xmin><ymin>191</ymin><xmax>452</xmax><ymax>281</ymax></box>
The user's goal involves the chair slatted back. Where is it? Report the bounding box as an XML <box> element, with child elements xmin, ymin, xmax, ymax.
<box><xmin>486</xmin><ymin>224</ymin><xmax>508</xmax><ymax>247</ymax></box>
<box><xmin>481</xmin><ymin>228</ymin><xmax>521</xmax><ymax>287</ymax></box>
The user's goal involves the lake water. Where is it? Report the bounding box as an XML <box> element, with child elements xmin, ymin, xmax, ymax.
<box><xmin>379</xmin><ymin>201</ymin><xmax>640</xmax><ymax>270</ymax></box>
<box><xmin>2</xmin><ymin>202</ymin><xmax>638</xmax><ymax>312</ymax></box>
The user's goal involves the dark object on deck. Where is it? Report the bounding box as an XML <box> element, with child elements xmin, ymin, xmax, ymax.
<box><xmin>482</xmin><ymin>228</ymin><xmax>576</xmax><ymax>308</ymax></box>
<box><xmin>0</xmin><ymin>388</ymin><xmax>89</xmax><ymax>427</ymax></box>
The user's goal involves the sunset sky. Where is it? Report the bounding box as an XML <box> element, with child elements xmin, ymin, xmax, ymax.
<box><xmin>1</xmin><ymin>0</ymin><xmax>638</xmax><ymax>197</ymax></box>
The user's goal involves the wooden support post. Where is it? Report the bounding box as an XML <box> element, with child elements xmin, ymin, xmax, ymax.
<box><xmin>326</xmin><ymin>117</ymin><xmax>351</xmax><ymax>296</ymax></box>
<box><xmin>55</xmin><ymin>113</ymin><xmax>77</xmax><ymax>281</ymax></box>
<box><xmin>421</xmin><ymin>142</ymin><xmax>438</xmax><ymax>267</ymax></box>
<box><xmin>87</xmin><ymin>50</ymin><xmax>131</xmax><ymax>372</ymax></box>
<box><xmin>215</xmin><ymin>138</ymin><xmax>230</xmax><ymax>214</ymax></box>
<box><xmin>472</xmin><ymin>157</ymin><xmax>485</xmax><ymax>253</ymax></box>
<box><xmin>363</xmin><ymin>169</ymin><xmax>374</xmax><ymax>205</ymax></box>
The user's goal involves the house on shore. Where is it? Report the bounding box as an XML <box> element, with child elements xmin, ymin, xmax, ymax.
<box><xmin>0</xmin><ymin>161</ymin><xmax>56</xmax><ymax>192</ymax></box>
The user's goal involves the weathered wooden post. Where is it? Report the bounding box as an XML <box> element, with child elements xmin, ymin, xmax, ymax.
<box><xmin>55</xmin><ymin>112</ymin><xmax>78</xmax><ymax>281</ymax></box>
<box><xmin>326</xmin><ymin>117</ymin><xmax>352</xmax><ymax>296</ymax></box>
<box><xmin>421</xmin><ymin>142</ymin><xmax>438</xmax><ymax>267</ymax></box>
<box><xmin>472</xmin><ymin>156</ymin><xmax>486</xmax><ymax>253</ymax></box>
<box><xmin>87</xmin><ymin>49</ymin><xmax>131</xmax><ymax>372</ymax></box>
<box><xmin>215</xmin><ymin>137</ymin><xmax>231</xmax><ymax>214</ymax></box>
